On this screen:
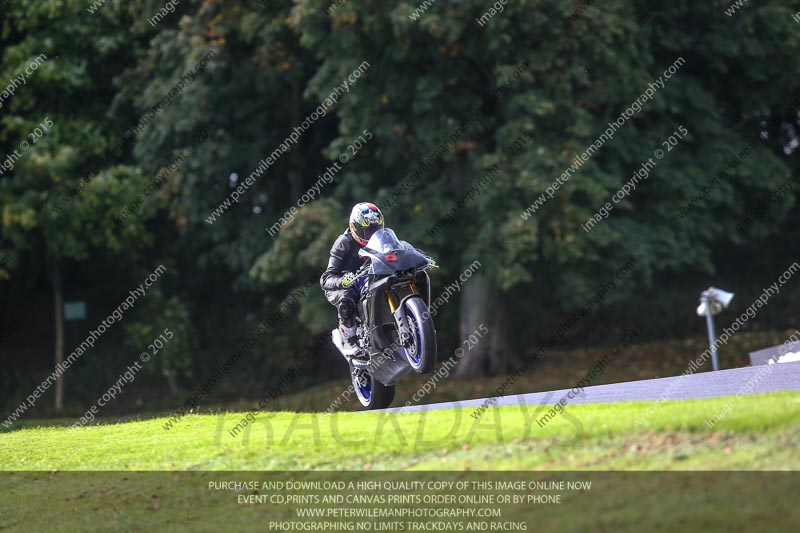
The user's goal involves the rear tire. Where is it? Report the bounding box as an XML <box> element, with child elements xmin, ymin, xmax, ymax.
<box><xmin>401</xmin><ymin>297</ymin><xmax>437</xmax><ymax>374</ymax></box>
<box><xmin>352</xmin><ymin>368</ymin><xmax>395</xmax><ymax>410</ymax></box>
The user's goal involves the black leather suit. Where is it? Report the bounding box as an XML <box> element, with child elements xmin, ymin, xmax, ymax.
<box><xmin>320</xmin><ymin>229</ymin><xmax>365</xmax><ymax>328</ymax></box>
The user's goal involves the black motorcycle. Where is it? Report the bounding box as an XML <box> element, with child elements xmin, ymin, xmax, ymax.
<box><xmin>331</xmin><ymin>228</ymin><xmax>438</xmax><ymax>409</ymax></box>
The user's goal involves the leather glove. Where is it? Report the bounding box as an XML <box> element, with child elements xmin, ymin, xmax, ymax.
<box><xmin>341</xmin><ymin>272</ymin><xmax>357</xmax><ymax>289</ymax></box>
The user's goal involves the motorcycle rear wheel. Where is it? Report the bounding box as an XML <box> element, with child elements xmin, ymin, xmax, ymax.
<box><xmin>352</xmin><ymin>367</ymin><xmax>396</xmax><ymax>410</ymax></box>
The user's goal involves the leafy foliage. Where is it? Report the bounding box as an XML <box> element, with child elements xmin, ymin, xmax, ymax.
<box><xmin>1</xmin><ymin>0</ymin><xmax>799</xmax><ymax>407</ymax></box>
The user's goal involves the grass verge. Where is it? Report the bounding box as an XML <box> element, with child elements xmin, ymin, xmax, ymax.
<box><xmin>2</xmin><ymin>393</ymin><xmax>799</xmax><ymax>531</ymax></box>
<box><xmin>1</xmin><ymin>392</ymin><xmax>798</xmax><ymax>471</ymax></box>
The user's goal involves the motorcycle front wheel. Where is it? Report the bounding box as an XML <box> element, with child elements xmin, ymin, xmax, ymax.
<box><xmin>401</xmin><ymin>296</ymin><xmax>437</xmax><ymax>373</ymax></box>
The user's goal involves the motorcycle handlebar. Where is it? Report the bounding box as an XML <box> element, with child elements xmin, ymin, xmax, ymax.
<box><xmin>354</xmin><ymin>253</ymin><xmax>437</xmax><ymax>282</ymax></box>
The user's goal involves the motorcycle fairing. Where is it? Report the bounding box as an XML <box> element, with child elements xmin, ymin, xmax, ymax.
<box><xmin>349</xmin><ymin>228</ymin><xmax>434</xmax><ymax>386</ymax></box>
<box><xmin>358</xmin><ymin>229</ymin><xmax>429</xmax><ymax>276</ymax></box>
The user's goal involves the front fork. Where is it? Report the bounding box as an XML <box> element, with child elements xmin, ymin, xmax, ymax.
<box><xmin>386</xmin><ymin>281</ymin><xmax>420</xmax><ymax>346</ymax></box>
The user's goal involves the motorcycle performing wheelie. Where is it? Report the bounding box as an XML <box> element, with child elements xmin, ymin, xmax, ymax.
<box><xmin>330</xmin><ymin>227</ymin><xmax>438</xmax><ymax>409</ymax></box>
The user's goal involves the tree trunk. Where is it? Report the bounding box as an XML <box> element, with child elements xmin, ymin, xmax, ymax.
<box><xmin>165</xmin><ymin>372</ymin><xmax>181</xmax><ymax>395</ymax></box>
<box><xmin>52</xmin><ymin>257</ymin><xmax>65</xmax><ymax>411</ymax></box>
<box><xmin>454</xmin><ymin>275</ymin><xmax>513</xmax><ymax>378</ymax></box>
<box><xmin>454</xmin><ymin>272</ymin><xmax>494</xmax><ymax>378</ymax></box>
<box><xmin>487</xmin><ymin>291</ymin><xmax>511</xmax><ymax>375</ymax></box>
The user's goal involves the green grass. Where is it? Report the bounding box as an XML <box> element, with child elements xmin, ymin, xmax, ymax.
<box><xmin>2</xmin><ymin>392</ymin><xmax>799</xmax><ymax>471</ymax></box>
<box><xmin>3</xmin><ymin>394</ymin><xmax>799</xmax><ymax>531</ymax></box>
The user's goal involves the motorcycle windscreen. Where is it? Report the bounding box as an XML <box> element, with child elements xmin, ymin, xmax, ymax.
<box><xmin>364</xmin><ymin>228</ymin><xmax>404</xmax><ymax>254</ymax></box>
<box><xmin>360</xmin><ymin>228</ymin><xmax>428</xmax><ymax>275</ymax></box>
<box><xmin>389</xmin><ymin>248</ymin><xmax>429</xmax><ymax>271</ymax></box>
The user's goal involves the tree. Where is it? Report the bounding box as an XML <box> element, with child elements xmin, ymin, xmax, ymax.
<box><xmin>288</xmin><ymin>0</ymin><xmax>800</xmax><ymax>377</ymax></box>
<box><xmin>0</xmin><ymin>0</ymin><xmax>151</xmax><ymax>410</ymax></box>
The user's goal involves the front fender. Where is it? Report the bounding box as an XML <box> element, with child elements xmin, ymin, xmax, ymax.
<box><xmin>392</xmin><ymin>294</ymin><xmax>431</xmax><ymax>342</ymax></box>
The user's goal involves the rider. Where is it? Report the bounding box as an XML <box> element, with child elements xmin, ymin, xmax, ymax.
<box><xmin>320</xmin><ymin>202</ymin><xmax>385</xmax><ymax>360</ymax></box>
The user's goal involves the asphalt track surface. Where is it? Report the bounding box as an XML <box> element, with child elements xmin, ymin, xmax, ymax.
<box><xmin>382</xmin><ymin>361</ymin><xmax>800</xmax><ymax>413</ymax></box>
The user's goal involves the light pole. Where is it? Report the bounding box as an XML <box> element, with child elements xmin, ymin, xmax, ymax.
<box><xmin>696</xmin><ymin>287</ymin><xmax>734</xmax><ymax>371</ymax></box>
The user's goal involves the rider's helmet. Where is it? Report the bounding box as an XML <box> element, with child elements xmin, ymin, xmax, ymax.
<box><xmin>349</xmin><ymin>202</ymin><xmax>384</xmax><ymax>246</ymax></box>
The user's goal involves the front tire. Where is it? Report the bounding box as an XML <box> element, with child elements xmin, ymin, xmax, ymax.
<box><xmin>401</xmin><ymin>297</ymin><xmax>437</xmax><ymax>373</ymax></box>
<box><xmin>352</xmin><ymin>368</ymin><xmax>395</xmax><ymax>410</ymax></box>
